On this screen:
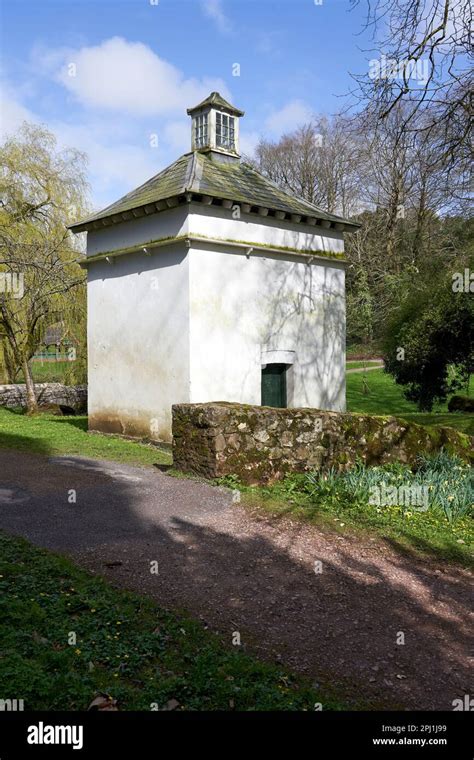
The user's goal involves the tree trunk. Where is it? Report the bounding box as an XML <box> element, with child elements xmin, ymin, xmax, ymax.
<box><xmin>0</xmin><ymin>340</ymin><xmax>16</xmax><ymax>383</ymax></box>
<box><xmin>412</xmin><ymin>186</ymin><xmax>427</xmax><ymax>262</ymax></box>
<box><xmin>22</xmin><ymin>358</ymin><xmax>38</xmax><ymax>414</ymax></box>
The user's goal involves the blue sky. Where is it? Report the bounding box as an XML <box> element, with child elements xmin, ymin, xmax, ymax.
<box><xmin>1</xmin><ymin>0</ymin><xmax>373</xmax><ymax>210</ymax></box>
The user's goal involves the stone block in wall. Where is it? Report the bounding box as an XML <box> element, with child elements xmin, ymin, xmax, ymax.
<box><xmin>0</xmin><ymin>383</ymin><xmax>87</xmax><ymax>414</ymax></box>
<box><xmin>172</xmin><ymin>402</ymin><xmax>473</xmax><ymax>485</ymax></box>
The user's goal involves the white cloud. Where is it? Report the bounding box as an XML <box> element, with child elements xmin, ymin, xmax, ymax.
<box><xmin>0</xmin><ymin>85</ymin><xmax>36</xmax><ymax>140</ymax></box>
<box><xmin>43</xmin><ymin>37</ymin><xmax>230</xmax><ymax>116</ymax></box>
<box><xmin>162</xmin><ymin>119</ymin><xmax>191</xmax><ymax>155</ymax></box>
<box><xmin>201</xmin><ymin>0</ymin><xmax>231</xmax><ymax>34</ymax></box>
<box><xmin>239</xmin><ymin>130</ymin><xmax>260</xmax><ymax>159</ymax></box>
<box><xmin>50</xmin><ymin>120</ymin><xmax>156</xmax><ymax>211</ymax></box>
<box><xmin>265</xmin><ymin>99</ymin><xmax>313</xmax><ymax>135</ymax></box>
<box><xmin>0</xmin><ymin>82</ymin><xmax>163</xmax><ymax>211</ymax></box>
<box><xmin>1</xmin><ymin>29</ymin><xmax>241</xmax><ymax>213</ymax></box>
<box><xmin>255</xmin><ymin>32</ymin><xmax>281</xmax><ymax>56</ymax></box>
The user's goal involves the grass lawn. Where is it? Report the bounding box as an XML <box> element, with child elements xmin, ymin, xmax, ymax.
<box><xmin>16</xmin><ymin>361</ymin><xmax>73</xmax><ymax>384</ymax></box>
<box><xmin>1</xmin><ymin>375</ymin><xmax>470</xmax><ymax>711</ymax></box>
<box><xmin>233</xmin><ymin>474</ymin><xmax>473</xmax><ymax>568</ymax></box>
<box><xmin>346</xmin><ymin>341</ymin><xmax>382</xmax><ymax>360</ymax></box>
<box><xmin>346</xmin><ymin>369</ymin><xmax>474</xmax><ymax>435</ymax></box>
<box><xmin>0</xmin><ymin>375</ymin><xmax>471</xmax><ymax>570</ymax></box>
<box><xmin>0</xmin><ymin>407</ymin><xmax>172</xmax><ymax>467</ymax></box>
<box><xmin>0</xmin><ymin>531</ymin><xmax>345</xmax><ymax>711</ymax></box>
<box><xmin>346</xmin><ymin>360</ymin><xmax>383</xmax><ymax>370</ymax></box>
<box><xmin>400</xmin><ymin>412</ymin><xmax>474</xmax><ymax>436</ymax></box>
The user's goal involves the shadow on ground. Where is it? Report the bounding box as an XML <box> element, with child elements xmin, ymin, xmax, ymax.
<box><xmin>0</xmin><ymin>445</ymin><xmax>470</xmax><ymax>711</ymax></box>
<box><xmin>43</xmin><ymin>415</ymin><xmax>89</xmax><ymax>431</ymax></box>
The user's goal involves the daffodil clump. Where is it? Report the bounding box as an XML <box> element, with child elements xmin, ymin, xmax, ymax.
<box><xmin>306</xmin><ymin>451</ymin><xmax>473</xmax><ymax>523</ymax></box>
<box><xmin>238</xmin><ymin>451</ymin><xmax>472</xmax><ymax>564</ymax></box>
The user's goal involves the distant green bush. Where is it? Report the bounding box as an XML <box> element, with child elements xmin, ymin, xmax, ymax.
<box><xmin>448</xmin><ymin>395</ymin><xmax>474</xmax><ymax>413</ymax></box>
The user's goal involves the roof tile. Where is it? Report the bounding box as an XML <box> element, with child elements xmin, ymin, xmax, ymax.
<box><xmin>70</xmin><ymin>151</ymin><xmax>357</xmax><ymax>231</ymax></box>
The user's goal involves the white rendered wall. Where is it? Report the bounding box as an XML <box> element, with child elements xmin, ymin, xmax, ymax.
<box><xmin>187</xmin><ymin>204</ymin><xmax>344</xmax><ymax>256</ymax></box>
<box><xmin>87</xmin><ymin>244</ymin><xmax>190</xmax><ymax>442</ymax></box>
<box><xmin>188</xmin><ymin>243</ymin><xmax>346</xmax><ymax>412</ymax></box>
<box><xmin>85</xmin><ymin>203</ymin><xmax>346</xmax><ymax>442</ymax></box>
<box><xmin>86</xmin><ymin>206</ymin><xmax>189</xmax><ymax>257</ymax></box>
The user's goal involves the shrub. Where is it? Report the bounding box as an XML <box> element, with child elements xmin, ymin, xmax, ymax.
<box><xmin>448</xmin><ymin>395</ymin><xmax>474</xmax><ymax>413</ymax></box>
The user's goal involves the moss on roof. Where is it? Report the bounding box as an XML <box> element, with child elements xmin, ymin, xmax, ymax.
<box><xmin>187</xmin><ymin>91</ymin><xmax>244</xmax><ymax>116</ymax></box>
<box><xmin>70</xmin><ymin>151</ymin><xmax>357</xmax><ymax>231</ymax></box>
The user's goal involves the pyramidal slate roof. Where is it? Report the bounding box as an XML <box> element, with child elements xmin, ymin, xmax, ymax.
<box><xmin>69</xmin><ymin>151</ymin><xmax>359</xmax><ymax>233</ymax></box>
<box><xmin>187</xmin><ymin>91</ymin><xmax>245</xmax><ymax>117</ymax></box>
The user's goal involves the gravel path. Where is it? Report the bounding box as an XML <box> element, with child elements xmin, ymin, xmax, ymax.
<box><xmin>346</xmin><ymin>363</ymin><xmax>384</xmax><ymax>373</ymax></box>
<box><xmin>0</xmin><ymin>448</ymin><xmax>471</xmax><ymax>711</ymax></box>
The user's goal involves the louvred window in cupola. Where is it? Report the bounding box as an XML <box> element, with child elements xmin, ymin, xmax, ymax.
<box><xmin>187</xmin><ymin>91</ymin><xmax>244</xmax><ymax>159</ymax></box>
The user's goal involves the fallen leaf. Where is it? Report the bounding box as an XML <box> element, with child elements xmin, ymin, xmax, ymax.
<box><xmin>88</xmin><ymin>693</ymin><xmax>119</xmax><ymax>711</ymax></box>
<box><xmin>162</xmin><ymin>698</ymin><xmax>180</xmax><ymax>711</ymax></box>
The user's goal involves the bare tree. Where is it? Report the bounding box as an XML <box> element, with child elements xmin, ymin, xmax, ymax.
<box><xmin>250</xmin><ymin>115</ymin><xmax>361</xmax><ymax>217</ymax></box>
<box><xmin>350</xmin><ymin>0</ymin><xmax>472</xmax><ymax>183</ymax></box>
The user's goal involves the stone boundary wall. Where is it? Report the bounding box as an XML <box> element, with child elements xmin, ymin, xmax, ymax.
<box><xmin>172</xmin><ymin>402</ymin><xmax>473</xmax><ymax>484</ymax></box>
<box><xmin>0</xmin><ymin>383</ymin><xmax>87</xmax><ymax>413</ymax></box>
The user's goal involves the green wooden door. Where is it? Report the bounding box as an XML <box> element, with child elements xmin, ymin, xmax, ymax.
<box><xmin>261</xmin><ymin>364</ymin><xmax>287</xmax><ymax>408</ymax></box>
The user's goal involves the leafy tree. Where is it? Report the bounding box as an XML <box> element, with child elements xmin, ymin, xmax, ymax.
<box><xmin>0</xmin><ymin>122</ymin><xmax>89</xmax><ymax>410</ymax></box>
<box><xmin>383</xmin><ymin>275</ymin><xmax>473</xmax><ymax>410</ymax></box>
